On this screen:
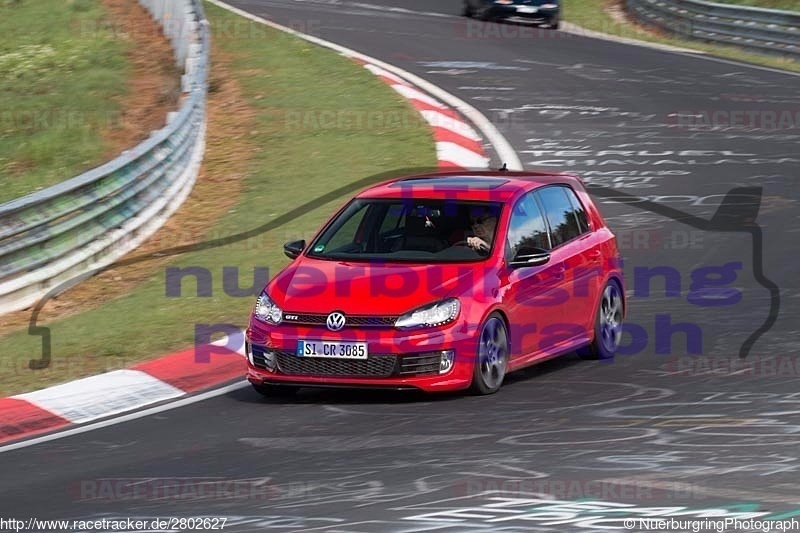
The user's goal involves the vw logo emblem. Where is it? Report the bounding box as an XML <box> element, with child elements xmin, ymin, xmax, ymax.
<box><xmin>326</xmin><ymin>312</ymin><xmax>346</xmax><ymax>331</ymax></box>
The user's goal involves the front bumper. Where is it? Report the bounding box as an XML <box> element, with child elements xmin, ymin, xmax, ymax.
<box><xmin>482</xmin><ymin>4</ymin><xmax>559</xmax><ymax>23</ymax></box>
<box><xmin>246</xmin><ymin>319</ymin><xmax>477</xmax><ymax>392</ymax></box>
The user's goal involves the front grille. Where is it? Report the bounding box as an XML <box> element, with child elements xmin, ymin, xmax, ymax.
<box><xmin>399</xmin><ymin>353</ymin><xmax>441</xmax><ymax>376</ymax></box>
<box><xmin>282</xmin><ymin>313</ymin><xmax>397</xmax><ymax>327</ymax></box>
<box><xmin>347</xmin><ymin>316</ymin><xmax>398</xmax><ymax>326</ymax></box>
<box><xmin>251</xmin><ymin>344</ymin><xmax>442</xmax><ymax>378</ymax></box>
<box><xmin>276</xmin><ymin>351</ymin><xmax>397</xmax><ymax>377</ymax></box>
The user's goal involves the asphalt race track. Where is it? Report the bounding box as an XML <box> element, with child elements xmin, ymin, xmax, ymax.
<box><xmin>1</xmin><ymin>1</ymin><xmax>799</xmax><ymax>531</ymax></box>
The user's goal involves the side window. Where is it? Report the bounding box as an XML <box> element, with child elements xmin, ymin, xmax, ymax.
<box><xmin>535</xmin><ymin>186</ymin><xmax>583</xmax><ymax>247</ymax></box>
<box><xmin>565</xmin><ymin>187</ymin><xmax>591</xmax><ymax>233</ymax></box>
<box><xmin>506</xmin><ymin>193</ymin><xmax>550</xmax><ymax>260</ymax></box>
<box><xmin>326</xmin><ymin>204</ymin><xmax>370</xmax><ymax>251</ymax></box>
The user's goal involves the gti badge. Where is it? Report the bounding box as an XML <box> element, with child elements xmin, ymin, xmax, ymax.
<box><xmin>326</xmin><ymin>311</ymin><xmax>346</xmax><ymax>332</ymax></box>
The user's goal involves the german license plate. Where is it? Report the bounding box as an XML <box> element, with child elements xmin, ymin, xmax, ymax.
<box><xmin>517</xmin><ymin>6</ymin><xmax>538</xmax><ymax>12</ymax></box>
<box><xmin>297</xmin><ymin>340</ymin><xmax>368</xmax><ymax>359</ymax></box>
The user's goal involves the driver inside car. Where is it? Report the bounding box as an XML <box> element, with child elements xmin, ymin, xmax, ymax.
<box><xmin>466</xmin><ymin>209</ymin><xmax>497</xmax><ymax>252</ymax></box>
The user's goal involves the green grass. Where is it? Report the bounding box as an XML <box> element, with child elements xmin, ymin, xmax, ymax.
<box><xmin>0</xmin><ymin>1</ymin><xmax>436</xmax><ymax>396</ymax></box>
<box><xmin>563</xmin><ymin>0</ymin><xmax>800</xmax><ymax>73</ymax></box>
<box><xmin>712</xmin><ymin>0</ymin><xmax>798</xmax><ymax>10</ymax></box>
<box><xmin>0</xmin><ymin>0</ymin><xmax>129</xmax><ymax>203</ymax></box>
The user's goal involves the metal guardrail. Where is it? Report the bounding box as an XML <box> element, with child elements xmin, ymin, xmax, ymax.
<box><xmin>0</xmin><ymin>0</ymin><xmax>209</xmax><ymax>314</ymax></box>
<box><xmin>626</xmin><ymin>0</ymin><xmax>800</xmax><ymax>58</ymax></box>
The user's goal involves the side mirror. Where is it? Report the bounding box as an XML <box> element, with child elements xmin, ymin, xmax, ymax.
<box><xmin>509</xmin><ymin>245</ymin><xmax>550</xmax><ymax>268</ymax></box>
<box><xmin>283</xmin><ymin>239</ymin><xmax>306</xmax><ymax>260</ymax></box>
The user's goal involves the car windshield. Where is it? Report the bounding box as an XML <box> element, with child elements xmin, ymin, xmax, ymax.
<box><xmin>307</xmin><ymin>198</ymin><xmax>503</xmax><ymax>262</ymax></box>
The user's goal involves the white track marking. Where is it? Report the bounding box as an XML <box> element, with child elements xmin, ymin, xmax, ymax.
<box><xmin>349</xmin><ymin>2</ymin><xmax>451</xmax><ymax>18</ymax></box>
<box><xmin>560</xmin><ymin>20</ymin><xmax>800</xmax><ymax>78</ymax></box>
<box><xmin>206</xmin><ymin>0</ymin><xmax>524</xmax><ymax>170</ymax></box>
<box><xmin>262</xmin><ymin>0</ymin><xmax>800</xmax><ymax>78</ymax></box>
<box><xmin>560</xmin><ymin>21</ymin><xmax>706</xmax><ymax>54</ymax></box>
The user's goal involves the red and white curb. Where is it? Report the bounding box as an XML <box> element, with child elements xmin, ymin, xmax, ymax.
<box><xmin>207</xmin><ymin>0</ymin><xmax>522</xmax><ymax>170</ymax></box>
<box><xmin>0</xmin><ymin>336</ymin><xmax>246</xmax><ymax>445</ymax></box>
<box><xmin>0</xmin><ymin>1</ymin><xmax>521</xmax><ymax>448</ymax></box>
<box><xmin>0</xmin><ymin>51</ymin><xmax>489</xmax><ymax>445</ymax></box>
<box><xmin>359</xmin><ymin>61</ymin><xmax>490</xmax><ymax>170</ymax></box>
<box><xmin>0</xmin><ymin>55</ymin><xmax>489</xmax><ymax>446</ymax></box>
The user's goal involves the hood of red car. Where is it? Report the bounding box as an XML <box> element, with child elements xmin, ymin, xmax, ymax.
<box><xmin>267</xmin><ymin>257</ymin><xmax>493</xmax><ymax>316</ymax></box>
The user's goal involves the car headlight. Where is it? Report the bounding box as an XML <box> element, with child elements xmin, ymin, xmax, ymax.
<box><xmin>395</xmin><ymin>298</ymin><xmax>460</xmax><ymax>329</ymax></box>
<box><xmin>540</xmin><ymin>3</ymin><xmax>558</xmax><ymax>7</ymax></box>
<box><xmin>254</xmin><ymin>292</ymin><xmax>283</xmax><ymax>325</ymax></box>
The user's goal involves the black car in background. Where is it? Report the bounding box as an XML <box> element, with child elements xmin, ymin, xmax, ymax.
<box><xmin>463</xmin><ymin>0</ymin><xmax>560</xmax><ymax>29</ymax></box>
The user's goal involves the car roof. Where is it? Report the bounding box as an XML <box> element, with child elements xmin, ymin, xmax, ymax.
<box><xmin>357</xmin><ymin>170</ymin><xmax>585</xmax><ymax>201</ymax></box>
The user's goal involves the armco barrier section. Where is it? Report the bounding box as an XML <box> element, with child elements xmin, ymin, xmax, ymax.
<box><xmin>627</xmin><ymin>0</ymin><xmax>800</xmax><ymax>58</ymax></box>
<box><xmin>0</xmin><ymin>0</ymin><xmax>209</xmax><ymax>314</ymax></box>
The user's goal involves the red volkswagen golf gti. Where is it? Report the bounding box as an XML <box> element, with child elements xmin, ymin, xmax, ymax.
<box><xmin>246</xmin><ymin>171</ymin><xmax>624</xmax><ymax>395</ymax></box>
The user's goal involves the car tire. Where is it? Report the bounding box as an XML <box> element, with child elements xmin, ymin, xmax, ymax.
<box><xmin>462</xmin><ymin>2</ymin><xmax>474</xmax><ymax>17</ymax></box>
<box><xmin>252</xmin><ymin>383</ymin><xmax>299</xmax><ymax>397</ymax></box>
<box><xmin>546</xmin><ymin>18</ymin><xmax>560</xmax><ymax>29</ymax></box>
<box><xmin>578</xmin><ymin>280</ymin><xmax>623</xmax><ymax>360</ymax></box>
<box><xmin>470</xmin><ymin>314</ymin><xmax>510</xmax><ymax>395</ymax></box>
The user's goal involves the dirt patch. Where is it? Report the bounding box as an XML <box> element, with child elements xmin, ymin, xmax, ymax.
<box><xmin>100</xmin><ymin>0</ymin><xmax>182</xmax><ymax>159</ymax></box>
<box><xmin>603</xmin><ymin>0</ymin><xmax>671</xmax><ymax>39</ymax></box>
<box><xmin>0</xmin><ymin>9</ymin><xmax>256</xmax><ymax>335</ymax></box>
<box><xmin>605</xmin><ymin>0</ymin><xmax>631</xmax><ymax>25</ymax></box>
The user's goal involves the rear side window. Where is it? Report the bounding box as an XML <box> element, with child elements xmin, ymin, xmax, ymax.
<box><xmin>379</xmin><ymin>203</ymin><xmax>405</xmax><ymax>234</ymax></box>
<box><xmin>535</xmin><ymin>186</ymin><xmax>586</xmax><ymax>247</ymax></box>
<box><xmin>565</xmin><ymin>187</ymin><xmax>591</xmax><ymax>233</ymax></box>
